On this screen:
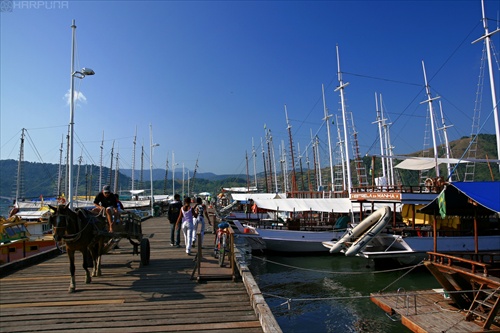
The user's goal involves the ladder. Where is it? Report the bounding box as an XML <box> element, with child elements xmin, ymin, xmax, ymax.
<box><xmin>464</xmin><ymin>43</ymin><xmax>487</xmax><ymax>182</ymax></box>
<box><xmin>419</xmin><ymin>110</ymin><xmax>432</xmax><ymax>185</ymax></box>
<box><xmin>465</xmin><ymin>284</ymin><xmax>500</xmax><ymax>329</ymax></box>
<box><xmin>346</xmin><ymin>112</ymin><xmax>368</xmax><ymax>187</ymax></box>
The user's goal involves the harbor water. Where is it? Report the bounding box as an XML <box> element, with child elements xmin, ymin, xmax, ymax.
<box><xmin>247</xmin><ymin>253</ymin><xmax>440</xmax><ymax>333</ymax></box>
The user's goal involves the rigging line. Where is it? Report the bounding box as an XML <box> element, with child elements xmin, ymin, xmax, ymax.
<box><xmin>342</xmin><ymin>71</ymin><xmax>420</xmax><ymax>87</ymax></box>
<box><xmin>448</xmin><ymin>99</ymin><xmax>499</xmax><ymax>180</ymax></box>
<box><xmin>427</xmin><ymin>20</ymin><xmax>481</xmax><ymax>83</ymax></box>
<box><xmin>262</xmin><ymin>287</ymin><xmax>497</xmax><ymax>305</ymax></box>
<box><xmin>379</xmin><ymin>259</ymin><xmax>425</xmax><ymax>292</ymax></box>
<box><xmin>252</xmin><ymin>256</ymin><xmax>423</xmax><ymax>275</ymax></box>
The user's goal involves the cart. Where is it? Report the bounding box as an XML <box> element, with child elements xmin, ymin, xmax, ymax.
<box><xmin>102</xmin><ymin>211</ymin><xmax>151</xmax><ymax>266</ymax></box>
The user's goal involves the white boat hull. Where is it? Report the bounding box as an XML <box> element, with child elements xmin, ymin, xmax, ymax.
<box><xmin>361</xmin><ymin>234</ymin><xmax>500</xmax><ymax>265</ymax></box>
<box><xmin>257</xmin><ymin>228</ymin><xmax>345</xmax><ymax>253</ymax></box>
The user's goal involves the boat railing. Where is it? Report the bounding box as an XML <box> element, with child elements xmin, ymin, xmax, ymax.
<box><xmin>351</xmin><ymin>184</ymin><xmax>441</xmax><ymax>194</ymax></box>
<box><xmin>427</xmin><ymin>252</ymin><xmax>495</xmax><ymax>277</ymax></box>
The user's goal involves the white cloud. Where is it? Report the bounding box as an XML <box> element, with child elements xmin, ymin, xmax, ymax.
<box><xmin>64</xmin><ymin>89</ymin><xmax>87</xmax><ymax>106</ymax></box>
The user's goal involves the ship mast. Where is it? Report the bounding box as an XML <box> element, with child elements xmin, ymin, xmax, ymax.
<box><xmin>421</xmin><ymin>60</ymin><xmax>440</xmax><ymax>177</ymax></box>
<box><xmin>322</xmin><ymin>84</ymin><xmax>335</xmax><ymax>192</ymax></box>
<box><xmin>284</xmin><ymin>105</ymin><xmax>298</xmax><ymax>195</ymax></box>
<box><xmin>472</xmin><ymin>0</ymin><xmax>500</xmax><ymax>172</ymax></box>
<box><xmin>334</xmin><ymin>45</ymin><xmax>352</xmax><ymax>193</ymax></box>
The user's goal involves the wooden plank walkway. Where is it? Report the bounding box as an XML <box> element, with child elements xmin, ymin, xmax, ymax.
<box><xmin>0</xmin><ymin>217</ymin><xmax>275</xmax><ymax>333</ymax></box>
<box><xmin>371</xmin><ymin>290</ymin><xmax>489</xmax><ymax>332</ymax></box>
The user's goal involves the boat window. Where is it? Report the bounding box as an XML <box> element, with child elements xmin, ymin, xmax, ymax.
<box><xmin>6</xmin><ymin>228</ymin><xmax>16</xmax><ymax>237</ymax></box>
<box><xmin>29</xmin><ymin>246</ymin><xmax>38</xmax><ymax>251</ymax></box>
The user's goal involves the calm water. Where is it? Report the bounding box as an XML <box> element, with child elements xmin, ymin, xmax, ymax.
<box><xmin>248</xmin><ymin>253</ymin><xmax>440</xmax><ymax>333</ymax></box>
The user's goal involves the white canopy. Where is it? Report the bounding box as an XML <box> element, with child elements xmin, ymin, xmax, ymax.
<box><xmin>394</xmin><ymin>157</ymin><xmax>467</xmax><ymax>171</ymax></box>
<box><xmin>231</xmin><ymin>193</ymin><xmax>285</xmax><ymax>201</ymax></box>
<box><xmin>251</xmin><ymin>198</ymin><xmax>353</xmax><ymax>213</ymax></box>
<box><xmin>15</xmin><ymin>210</ymin><xmax>50</xmax><ymax>220</ymax></box>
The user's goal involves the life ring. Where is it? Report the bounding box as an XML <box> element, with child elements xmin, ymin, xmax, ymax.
<box><xmin>57</xmin><ymin>197</ymin><xmax>66</xmax><ymax>205</ymax></box>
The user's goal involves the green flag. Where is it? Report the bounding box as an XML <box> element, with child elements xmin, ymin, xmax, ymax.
<box><xmin>438</xmin><ymin>190</ymin><xmax>446</xmax><ymax>219</ymax></box>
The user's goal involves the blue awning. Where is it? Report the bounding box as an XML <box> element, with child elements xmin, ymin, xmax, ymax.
<box><xmin>420</xmin><ymin>181</ymin><xmax>500</xmax><ymax>215</ymax></box>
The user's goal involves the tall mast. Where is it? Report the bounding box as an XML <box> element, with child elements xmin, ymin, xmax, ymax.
<box><xmin>322</xmin><ymin>84</ymin><xmax>335</xmax><ymax>192</ymax></box>
<box><xmin>334</xmin><ymin>45</ymin><xmax>352</xmax><ymax>193</ymax></box>
<box><xmin>336</xmin><ymin>115</ymin><xmax>346</xmax><ymax>191</ymax></box>
<box><xmin>437</xmin><ymin>100</ymin><xmax>453</xmax><ymax>180</ymax></box>
<box><xmin>421</xmin><ymin>60</ymin><xmax>440</xmax><ymax>177</ymax></box>
<box><xmin>15</xmin><ymin>128</ymin><xmax>25</xmax><ymax>202</ymax></box>
<box><xmin>311</xmin><ymin>129</ymin><xmax>318</xmax><ymax>191</ymax></box>
<box><xmin>297</xmin><ymin>142</ymin><xmax>305</xmax><ymax>191</ymax></box>
<box><xmin>380</xmin><ymin>95</ymin><xmax>394</xmax><ymax>185</ymax></box>
<box><xmin>131</xmin><ymin>126</ymin><xmax>137</xmax><ymax>191</ymax></box>
<box><xmin>252</xmin><ymin>138</ymin><xmax>257</xmax><ymax>189</ymax></box>
<box><xmin>114</xmin><ymin>151</ymin><xmax>119</xmax><ymax>193</ymax></box>
<box><xmin>284</xmin><ymin>105</ymin><xmax>297</xmax><ymax>195</ymax></box>
<box><xmin>99</xmin><ymin>131</ymin><xmax>104</xmax><ymax>191</ymax></box>
<box><xmin>374</xmin><ymin>93</ymin><xmax>386</xmax><ymax>180</ymax></box>
<box><xmin>163</xmin><ymin>154</ymin><xmax>169</xmax><ymax>195</ymax></box>
<box><xmin>261</xmin><ymin>137</ymin><xmax>268</xmax><ymax>192</ymax></box>
<box><xmin>57</xmin><ymin>135</ymin><xmax>64</xmax><ymax>196</ymax></box>
<box><xmin>109</xmin><ymin>140</ymin><xmax>114</xmax><ymax>186</ymax></box>
<box><xmin>472</xmin><ymin>0</ymin><xmax>500</xmax><ymax>172</ymax></box>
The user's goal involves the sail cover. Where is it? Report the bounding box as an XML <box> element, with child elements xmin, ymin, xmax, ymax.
<box><xmin>394</xmin><ymin>157</ymin><xmax>467</xmax><ymax>171</ymax></box>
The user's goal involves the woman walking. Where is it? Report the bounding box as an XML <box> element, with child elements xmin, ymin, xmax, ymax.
<box><xmin>192</xmin><ymin>197</ymin><xmax>212</xmax><ymax>248</ymax></box>
<box><xmin>175</xmin><ymin>197</ymin><xmax>198</xmax><ymax>255</ymax></box>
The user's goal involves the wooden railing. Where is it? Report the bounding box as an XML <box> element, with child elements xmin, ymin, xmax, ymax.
<box><xmin>426</xmin><ymin>252</ymin><xmax>495</xmax><ymax>277</ymax></box>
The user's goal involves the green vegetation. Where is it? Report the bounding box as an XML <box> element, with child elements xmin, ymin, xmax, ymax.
<box><xmin>1</xmin><ymin>134</ymin><xmax>497</xmax><ymax>200</ymax></box>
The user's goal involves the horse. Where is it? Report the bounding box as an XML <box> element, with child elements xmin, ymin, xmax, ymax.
<box><xmin>48</xmin><ymin>204</ymin><xmax>109</xmax><ymax>293</ymax></box>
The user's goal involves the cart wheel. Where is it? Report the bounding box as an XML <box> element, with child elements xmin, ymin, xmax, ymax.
<box><xmin>140</xmin><ymin>238</ymin><xmax>150</xmax><ymax>266</ymax></box>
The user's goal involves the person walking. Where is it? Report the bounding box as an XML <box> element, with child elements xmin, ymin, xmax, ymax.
<box><xmin>192</xmin><ymin>197</ymin><xmax>212</xmax><ymax>248</ymax></box>
<box><xmin>167</xmin><ymin>194</ymin><xmax>182</xmax><ymax>247</ymax></box>
<box><xmin>175</xmin><ymin>197</ymin><xmax>198</xmax><ymax>255</ymax></box>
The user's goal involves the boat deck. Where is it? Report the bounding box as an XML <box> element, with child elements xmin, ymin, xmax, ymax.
<box><xmin>371</xmin><ymin>289</ymin><xmax>494</xmax><ymax>332</ymax></box>
<box><xmin>0</xmin><ymin>217</ymin><xmax>277</xmax><ymax>332</ymax></box>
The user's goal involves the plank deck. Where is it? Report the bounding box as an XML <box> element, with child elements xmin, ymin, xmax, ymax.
<box><xmin>0</xmin><ymin>217</ymin><xmax>271</xmax><ymax>333</ymax></box>
<box><xmin>371</xmin><ymin>290</ymin><xmax>494</xmax><ymax>333</ymax></box>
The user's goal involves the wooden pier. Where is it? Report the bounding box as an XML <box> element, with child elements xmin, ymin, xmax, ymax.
<box><xmin>0</xmin><ymin>217</ymin><xmax>280</xmax><ymax>332</ymax></box>
<box><xmin>371</xmin><ymin>289</ymin><xmax>493</xmax><ymax>332</ymax></box>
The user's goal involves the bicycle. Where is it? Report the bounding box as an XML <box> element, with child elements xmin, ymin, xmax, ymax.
<box><xmin>214</xmin><ymin>222</ymin><xmax>230</xmax><ymax>267</ymax></box>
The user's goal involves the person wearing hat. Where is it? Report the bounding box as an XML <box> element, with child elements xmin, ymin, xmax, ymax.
<box><xmin>93</xmin><ymin>185</ymin><xmax>119</xmax><ymax>233</ymax></box>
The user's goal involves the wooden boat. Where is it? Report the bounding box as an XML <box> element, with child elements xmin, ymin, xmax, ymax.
<box><xmin>0</xmin><ymin>216</ymin><xmax>56</xmax><ymax>265</ymax></box>
<box><xmin>371</xmin><ymin>181</ymin><xmax>500</xmax><ymax>331</ymax></box>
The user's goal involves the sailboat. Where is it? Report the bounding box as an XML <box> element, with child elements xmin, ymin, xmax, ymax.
<box><xmin>345</xmin><ymin>0</ymin><xmax>500</xmax><ymax>266</ymax></box>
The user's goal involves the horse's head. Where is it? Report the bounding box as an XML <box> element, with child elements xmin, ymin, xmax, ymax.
<box><xmin>48</xmin><ymin>204</ymin><xmax>76</xmax><ymax>241</ymax></box>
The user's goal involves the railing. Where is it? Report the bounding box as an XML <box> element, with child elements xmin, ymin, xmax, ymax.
<box><xmin>427</xmin><ymin>252</ymin><xmax>494</xmax><ymax>277</ymax></box>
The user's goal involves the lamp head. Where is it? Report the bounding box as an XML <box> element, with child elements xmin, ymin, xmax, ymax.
<box><xmin>81</xmin><ymin>68</ymin><xmax>95</xmax><ymax>76</ymax></box>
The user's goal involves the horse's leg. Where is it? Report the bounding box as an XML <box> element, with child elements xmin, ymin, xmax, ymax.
<box><xmin>68</xmin><ymin>250</ymin><xmax>76</xmax><ymax>293</ymax></box>
<box><xmin>89</xmin><ymin>242</ymin><xmax>101</xmax><ymax>276</ymax></box>
<box><xmin>82</xmin><ymin>249</ymin><xmax>92</xmax><ymax>284</ymax></box>
<box><xmin>96</xmin><ymin>239</ymin><xmax>103</xmax><ymax>277</ymax></box>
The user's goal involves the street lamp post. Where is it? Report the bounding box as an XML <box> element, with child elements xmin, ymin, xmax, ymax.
<box><xmin>68</xmin><ymin>19</ymin><xmax>94</xmax><ymax>209</ymax></box>
<box><xmin>149</xmin><ymin>124</ymin><xmax>159</xmax><ymax>217</ymax></box>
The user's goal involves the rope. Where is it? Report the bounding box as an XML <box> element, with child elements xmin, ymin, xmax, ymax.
<box><xmin>251</xmin><ymin>255</ymin><xmax>423</xmax><ymax>275</ymax></box>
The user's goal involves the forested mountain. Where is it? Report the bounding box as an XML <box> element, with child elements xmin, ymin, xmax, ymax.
<box><xmin>1</xmin><ymin>134</ymin><xmax>498</xmax><ymax>200</ymax></box>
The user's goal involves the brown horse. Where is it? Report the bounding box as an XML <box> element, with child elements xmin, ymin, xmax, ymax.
<box><xmin>49</xmin><ymin>204</ymin><xmax>108</xmax><ymax>293</ymax></box>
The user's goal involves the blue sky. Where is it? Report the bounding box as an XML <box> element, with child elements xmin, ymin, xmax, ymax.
<box><xmin>1</xmin><ymin>0</ymin><xmax>499</xmax><ymax>177</ymax></box>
